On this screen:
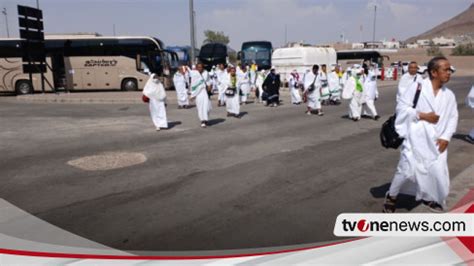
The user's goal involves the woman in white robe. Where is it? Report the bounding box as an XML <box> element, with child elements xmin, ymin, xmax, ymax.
<box><xmin>319</xmin><ymin>65</ymin><xmax>330</xmax><ymax>105</ymax></box>
<box><xmin>143</xmin><ymin>74</ymin><xmax>168</xmax><ymax>131</ymax></box>
<box><xmin>342</xmin><ymin>69</ymin><xmax>365</xmax><ymax>121</ymax></box>
<box><xmin>288</xmin><ymin>70</ymin><xmax>302</xmax><ymax>105</ymax></box>
<box><xmin>223</xmin><ymin>67</ymin><xmax>241</xmax><ymax>118</ymax></box>
<box><xmin>239</xmin><ymin>67</ymin><xmax>251</xmax><ymax>104</ymax></box>
<box><xmin>362</xmin><ymin>68</ymin><xmax>380</xmax><ymax>120</ymax></box>
<box><xmin>255</xmin><ymin>70</ymin><xmax>266</xmax><ymax>103</ymax></box>
<box><xmin>328</xmin><ymin>66</ymin><xmax>342</xmax><ymax>104</ymax></box>
<box><xmin>190</xmin><ymin>64</ymin><xmax>212</xmax><ymax>128</ymax></box>
<box><xmin>215</xmin><ymin>64</ymin><xmax>228</xmax><ymax>106</ymax></box>
<box><xmin>173</xmin><ymin>66</ymin><xmax>189</xmax><ymax>108</ymax></box>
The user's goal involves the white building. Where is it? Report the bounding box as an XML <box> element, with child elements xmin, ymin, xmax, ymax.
<box><xmin>382</xmin><ymin>41</ymin><xmax>400</xmax><ymax>49</ymax></box>
<box><xmin>406</xmin><ymin>43</ymin><xmax>419</xmax><ymax>49</ymax></box>
<box><xmin>416</xmin><ymin>39</ymin><xmax>430</xmax><ymax>46</ymax></box>
<box><xmin>432</xmin><ymin>36</ymin><xmax>456</xmax><ymax>46</ymax></box>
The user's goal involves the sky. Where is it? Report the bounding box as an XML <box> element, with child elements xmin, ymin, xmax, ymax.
<box><xmin>1</xmin><ymin>0</ymin><xmax>472</xmax><ymax>49</ymax></box>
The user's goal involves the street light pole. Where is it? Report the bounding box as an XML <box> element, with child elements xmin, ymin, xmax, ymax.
<box><xmin>189</xmin><ymin>0</ymin><xmax>196</xmax><ymax>65</ymax></box>
<box><xmin>372</xmin><ymin>4</ymin><xmax>377</xmax><ymax>49</ymax></box>
<box><xmin>36</xmin><ymin>0</ymin><xmax>40</xmax><ymax>9</ymax></box>
<box><xmin>2</xmin><ymin>8</ymin><xmax>9</xmax><ymax>38</ymax></box>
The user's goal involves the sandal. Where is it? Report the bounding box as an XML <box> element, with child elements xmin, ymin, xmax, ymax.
<box><xmin>383</xmin><ymin>192</ymin><xmax>397</xmax><ymax>213</ymax></box>
<box><xmin>424</xmin><ymin>201</ymin><xmax>444</xmax><ymax>213</ymax></box>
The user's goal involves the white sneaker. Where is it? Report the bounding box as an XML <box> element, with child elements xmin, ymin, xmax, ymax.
<box><xmin>306</xmin><ymin>111</ymin><xmax>312</xmax><ymax>115</ymax></box>
<box><xmin>156</xmin><ymin>128</ymin><xmax>161</xmax><ymax>131</ymax></box>
<box><xmin>200</xmin><ymin>123</ymin><xmax>207</xmax><ymax>128</ymax></box>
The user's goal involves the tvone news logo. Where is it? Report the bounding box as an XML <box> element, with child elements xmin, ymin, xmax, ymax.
<box><xmin>342</xmin><ymin>219</ymin><xmax>370</xmax><ymax>232</ymax></box>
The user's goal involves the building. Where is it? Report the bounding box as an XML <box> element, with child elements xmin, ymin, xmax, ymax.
<box><xmin>416</xmin><ymin>39</ymin><xmax>431</xmax><ymax>47</ymax></box>
<box><xmin>406</xmin><ymin>43</ymin><xmax>419</xmax><ymax>49</ymax></box>
<box><xmin>382</xmin><ymin>41</ymin><xmax>400</xmax><ymax>49</ymax></box>
<box><xmin>432</xmin><ymin>36</ymin><xmax>456</xmax><ymax>46</ymax></box>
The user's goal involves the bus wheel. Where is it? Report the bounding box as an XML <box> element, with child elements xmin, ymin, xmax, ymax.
<box><xmin>15</xmin><ymin>80</ymin><xmax>33</xmax><ymax>95</ymax></box>
<box><xmin>121</xmin><ymin>78</ymin><xmax>138</xmax><ymax>91</ymax></box>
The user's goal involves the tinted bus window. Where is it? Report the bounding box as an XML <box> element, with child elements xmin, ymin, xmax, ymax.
<box><xmin>0</xmin><ymin>40</ymin><xmax>24</xmax><ymax>57</ymax></box>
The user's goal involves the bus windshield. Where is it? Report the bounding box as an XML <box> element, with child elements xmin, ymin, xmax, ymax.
<box><xmin>241</xmin><ymin>42</ymin><xmax>272</xmax><ymax>69</ymax></box>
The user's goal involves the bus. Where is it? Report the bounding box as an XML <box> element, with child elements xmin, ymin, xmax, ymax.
<box><xmin>198</xmin><ymin>43</ymin><xmax>228</xmax><ymax>71</ymax></box>
<box><xmin>336</xmin><ymin>50</ymin><xmax>389</xmax><ymax>69</ymax></box>
<box><xmin>0</xmin><ymin>35</ymin><xmax>177</xmax><ymax>95</ymax></box>
<box><xmin>166</xmin><ymin>46</ymin><xmax>191</xmax><ymax>66</ymax></box>
<box><xmin>238</xmin><ymin>41</ymin><xmax>272</xmax><ymax>70</ymax></box>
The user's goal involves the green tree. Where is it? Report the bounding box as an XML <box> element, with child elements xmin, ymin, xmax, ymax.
<box><xmin>203</xmin><ymin>30</ymin><xmax>230</xmax><ymax>45</ymax></box>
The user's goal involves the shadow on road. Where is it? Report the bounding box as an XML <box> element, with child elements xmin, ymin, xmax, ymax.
<box><xmin>239</xmin><ymin>112</ymin><xmax>249</xmax><ymax>118</ymax></box>
<box><xmin>452</xmin><ymin>133</ymin><xmax>474</xmax><ymax>144</ymax></box>
<box><xmin>370</xmin><ymin>183</ymin><xmax>421</xmax><ymax>211</ymax></box>
<box><xmin>168</xmin><ymin>121</ymin><xmax>182</xmax><ymax>129</ymax></box>
<box><xmin>207</xmin><ymin>118</ymin><xmax>226</xmax><ymax>126</ymax></box>
<box><xmin>340</xmin><ymin>115</ymin><xmax>352</xmax><ymax>120</ymax></box>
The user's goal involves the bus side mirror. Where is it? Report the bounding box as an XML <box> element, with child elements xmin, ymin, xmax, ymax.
<box><xmin>237</xmin><ymin>51</ymin><xmax>241</xmax><ymax>60</ymax></box>
<box><xmin>136</xmin><ymin>54</ymin><xmax>142</xmax><ymax>70</ymax></box>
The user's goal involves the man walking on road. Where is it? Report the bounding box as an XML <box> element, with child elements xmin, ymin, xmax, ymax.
<box><xmin>303</xmin><ymin>65</ymin><xmax>324</xmax><ymax>116</ymax></box>
<box><xmin>397</xmin><ymin>61</ymin><xmax>423</xmax><ymax>103</ymax></box>
<box><xmin>190</xmin><ymin>63</ymin><xmax>212</xmax><ymax>128</ymax></box>
<box><xmin>383</xmin><ymin>56</ymin><xmax>458</xmax><ymax>213</ymax></box>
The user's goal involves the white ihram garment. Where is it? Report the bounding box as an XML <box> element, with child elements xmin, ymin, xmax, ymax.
<box><xmin>173</xmin><ymin>72</ymin><xmax>189</xmax><ymax>107</ymax></box>
<box><xmin>239</xmin><ymin>71</ymin><xmax>251</xmax><ymax>103</ymax></box>
<box><xmin>389</xmin><ymin>79</ymin><xmax>458</xmax><ymax>205</ymax></box>
<box><xmin>216</xmin><ymin>69</ymin><xmax>228</xmax><ymax>104</ymax></box>
<box><xmin>362</xmin><ymin>71</ymin><xmax>379</xmax><ymax>117</ymax></box>
<box><xmin>190</xmin><ymin>70</ymin><xmax>212</xmax><ymax>122</ymax></box>
<box><xmin>143</xmin><ymin>74</ymin><xmax>168</xmax><ymax>129</ymax></box>
<box><xmin>223</xmin><ymin>74</ymin><xmax>240</xmax><ymax>115</ymax></box>
<box><xmin>303</xmin><ymin>71</ymin><xmax>321</xmax><ymax>110</ymax></box>
<box><xmin>288</xmin><ymin>75</ymin><xmax>302</xmax><ymax>104</ymax></box>
<box><xmin>397</xmin><ymin>73</ymin><xmax>422</xmax><ymax>103</ymax></box>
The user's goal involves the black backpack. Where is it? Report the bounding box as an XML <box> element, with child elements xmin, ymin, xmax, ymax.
<box><xmin>380</xmin><ymin>83</ymin><xmax>422</xmax><ymax>149</ymax></box>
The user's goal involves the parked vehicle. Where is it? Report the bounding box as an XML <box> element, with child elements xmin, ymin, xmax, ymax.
<box><xmin>272</xmin><ymin>46</ymin><xmax>337</xmax><ymax>84</ymax></box>
<box><xmin>198</xmin><ymin>43</ymin><xmax>228</xmax><ymax>71</ymax></box>
<box><xmin>238</xmin><ymin>41</ymin><xmax>272</xmax><ymax>70</ymax></box>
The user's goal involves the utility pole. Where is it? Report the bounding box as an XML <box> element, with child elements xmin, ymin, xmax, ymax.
<box><xmin>372</xmin><ymin>4</ymin><xmax>377</xmax><ymax>49</ymax></box>
<box><xmin>113</xmin><ymin>24</ymin><xmax>116</xmax><ymax>36</ymax></box>
<box><xmin>284</xmin><ymin>24</ymin><xmax>287</xmax><ymax>46</ymax></box>
<box><xmin>189</xmin><ymin>0</ymin><xmax>196</xmax><ymax>64</ymax></box>
<box><xmin>36</xmin><ymin>0</ymin><xmax>40</xmax><ymax>8</ymax></box>
<box><xmin>2</xmin><ymin>8</ymin><xmax>9</xmax><ymax>38</ymax></box>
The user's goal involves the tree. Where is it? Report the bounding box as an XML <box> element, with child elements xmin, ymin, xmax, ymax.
<box><xmin>426</xmin><ymin>40</ymin><xmax>443</xmax><ymax>56</ymax></box>
<box><xmin>203</xmin><ymin>30</ymin><xmax>230</xmax><ymax>45</ymax></box>
<box><xmin>451</xmin><ymin>43</ymin><xmax>474</xmax><ymax>56</ymax></box>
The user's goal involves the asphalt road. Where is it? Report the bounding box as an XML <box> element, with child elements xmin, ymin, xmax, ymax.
<box><xmin>0</xmin><ymin>76</ymin><xmax>473</xmax><ymax>251</ymax></box>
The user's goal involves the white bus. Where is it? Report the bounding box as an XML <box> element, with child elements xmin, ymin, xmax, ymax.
<box><xmin>0</xmin><ymin>35</ymin><xmax>177</xmax><ymax>95</ymax></box>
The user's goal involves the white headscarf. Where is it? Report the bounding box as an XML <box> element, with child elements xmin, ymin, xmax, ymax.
<box><xmin>143</xmin><ymin>74</ymin><xmax>166</xmax><ymax>101</ymax></box>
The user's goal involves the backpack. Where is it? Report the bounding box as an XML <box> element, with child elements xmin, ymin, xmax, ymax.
<box><xmin>380</xmin><ymin>83</ymin><xmax>421</xmax><ymax>149</ymax></box>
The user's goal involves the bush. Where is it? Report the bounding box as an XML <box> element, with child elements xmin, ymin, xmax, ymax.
<box><xmin>426</xmin><ymin>41</ymin><xmax>444</xmax><ymax>56</ymax></box>
<box><xmin>451</xmin><ymin>43</ymin><xmax>474</xmax><ymax>56</ymax></box>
